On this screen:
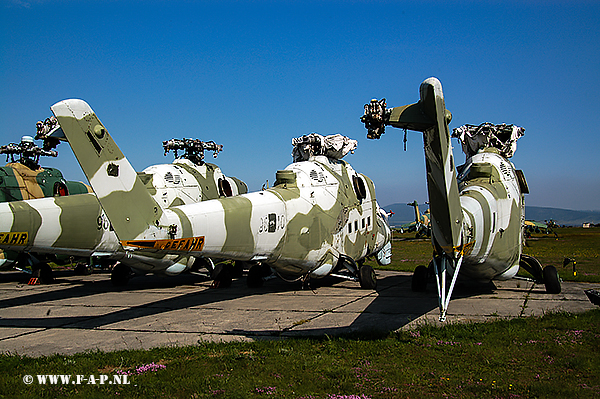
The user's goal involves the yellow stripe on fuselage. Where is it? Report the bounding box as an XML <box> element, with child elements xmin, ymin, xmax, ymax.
<box><xmin>0</xmin><ymin>232</ymin><xmax>29</xmax><ymax>246</ymax></box>
<box><xmin>120</xmin><ymin>236</ymin><xmax>205</xmax><ymax>252</ymax></box>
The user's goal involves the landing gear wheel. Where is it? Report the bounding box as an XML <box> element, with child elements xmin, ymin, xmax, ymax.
<box><xmin>543</xmin><ymin>265</ymin><xmax>561</xmax><ymax>294</ymax></box>
<box><xmin>358</xmin><ymin>265</ymin><xmax>377</xmax><ymax>289</ymax></box>
<box><xmin>247</xmin><ymin>264</ymin><xmax>265</xmax><ymax>288</ymax></box>
<box><xmin>520</xmin><ymin>254</ymin><xmax>544</xmax><ymax>282</ymax></box>
<box><xmin>33</xmin><ymin>262</ymin><xmax>54</xmax><ymax>284</ymax></box>
<box><xmin>111</xmin><ymin>263</ymin><xmax>131</xmax><ymax>286</ymax></box>
<box><xmin>411</xmin><ymin>265</ymin><xmax>428</xmax><ymax>292</ymax></box>
<box><xmin>212</xmin><ymin>264</ymin><xmax>232</xmax><ymax>288</ymax></box>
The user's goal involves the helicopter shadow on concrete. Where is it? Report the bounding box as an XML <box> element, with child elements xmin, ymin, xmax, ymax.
<box><xmin>0</xmin><ymin>271</ymin><xmax>234</xmax><ymax>330</ymax></box>
<box><xmin>0</xmin><ymin>268</ymin><xmax>504</xmax><ymax>352</ymax></box>
<box><xmin>226</xmin><ymin>271</ymin><xmax>500</xmax><ymax>339</ymax></box>
<box><xmin>0</xmin><ymin>269</ymin><xmax>331</xmax><ymax>334</ymax></box>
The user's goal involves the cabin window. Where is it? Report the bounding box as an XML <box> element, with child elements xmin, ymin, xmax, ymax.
<box><xmin>367</xmin><ymin>216</ymin><xmax>371</xmax><ymax>226</ymax></box>
<box><xmin>354</xmin><ymin>220</ymin><xmax>358</xmax><ymax>232</ymax></box>
<box><xmin>348</xmin><ymin>223</ymin><xmax>352</xmax><ymax>233</ymax></box>
<box><xmin>218</xmin><ymin>178</ymin><xmax>233</xmax><ymax>197</ymax></box>
<box><xmin>352</xmin><ymin>175</ymin><xmax>367</xmax><ymax>201</ymax></box>
<box><xmin>362</xmin><ymin>219</ymin><xmax>365</xmax><ymax>229</ymax></box>
<box><xmin>515</xmin><ymin>169</ymin><xmax>529</xmax><ymax>194</ymax></box>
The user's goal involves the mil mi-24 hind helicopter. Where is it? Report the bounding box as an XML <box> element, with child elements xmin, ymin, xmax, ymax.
<box><xmin>0</xmin><ymin>116</ymin><xmax>247</xmax><ymax>283</ymax></box>
<box><xmin>50</xmin><ymin>99</ymin><xmax>392</xmax><ymax>289</ymax></box>
<box><xmin>0</xmin><ymin>121</ymin><xmax>91</xmax><ymax>202</ymax></box>
<box><xmin>399</xmin><ymin>200</ymin><xmax>431</xmax><ymax>238</ymax></box>
<box><xmin>0</xmin><ymin>121</ymin><xmax>92</xmax><ymax>272</ymax></box>
<box><xmin>361</xmin><ymin>77</ymin><xmax>560</xmax><ymax>321</ymax></box>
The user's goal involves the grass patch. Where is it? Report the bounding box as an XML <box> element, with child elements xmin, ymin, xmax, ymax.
<box><xmin>376</xmin><ymin>227</ymin><xmax>600</xmax><ymax>283</ymax></box>
<box><xmin>3</xmin><ymin>310</ymin><xmax>599</xmax><ymax>398</ymax></box>
<box><xmin>523</xmin><ymin>227</ymin><xmax>600</xmax><ymax>283</ymax></box>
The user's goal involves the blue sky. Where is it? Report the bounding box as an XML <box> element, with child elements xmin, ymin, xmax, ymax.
<box><xmin>2</xmin><ymin>1</ymin><xmax>599</xmax><ymax>211</ymax></box>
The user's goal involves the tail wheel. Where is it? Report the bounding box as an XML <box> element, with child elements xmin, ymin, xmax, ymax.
<box><xmin>358</xmin><ymin>265</ymin><xmax>377</xmax><ymax>290</ymax></box>
<box><xmin>543</xmin><ymin>265</ymin><xmax>561</xmax><ymax>294</ymax></box>
<box><xmin>111</xmin><ymin>263</ymin><xmax>131</xmax><ymax>286</ymax></box>
<box><xmin>411</xmin><ymin>265</ymin><xmax>428</xmax><ymax>292</ymax></box>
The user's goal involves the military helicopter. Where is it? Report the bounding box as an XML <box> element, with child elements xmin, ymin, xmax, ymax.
<box><xmin>0</xmin><ymin>121</ymin><xmax>91</xmax><ymax>202</ymax></box>
<box><xmin>524</xmin><ymin>220</ymin><xmax>558</xmax><ymax>238</ymax></box>
<box><xmin>361</xmin><ymin>77</ymin><xmax>560</xmax><ymax>321</ymax></box>
<box><xmin>399</xmin><ymin>200</ymin><xmax>431</xmax><ymax>238</ymax></box>
<box><xmin>47</xmin><ymin>99</ymin><xmax>392</xmax><ymax>289</ymax></box>
<box><xmin>0</xmin><ymin>122</ymin><xmax>247</xmax><ymax>284</ymax></box>
<box><xmin>0</xmin><ymin>121</ymin><xmax>93</xmax><ymax>274</ymax></box>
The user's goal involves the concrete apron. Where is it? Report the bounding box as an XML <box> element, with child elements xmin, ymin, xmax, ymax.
<box><xmin>0</xmin><ymin>269</ymin><xmax>596</xmax><ymax>357</ymax></box>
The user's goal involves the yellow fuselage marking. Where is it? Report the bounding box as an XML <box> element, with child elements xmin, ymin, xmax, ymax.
<box><xmin>121</xmin><ymin>236</ymin><xmax>205</xmax><ymax>252</ymax></box>
<box><xmin>0</xmin><ymin>232</ymin><xmax>29</xmax><ymax>246</ymax></box>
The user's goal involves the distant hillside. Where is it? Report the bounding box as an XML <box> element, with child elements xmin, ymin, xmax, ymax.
<box><xmin>524</xmin><ymin>206</ymin><xmax>600</xmax><ymax>226</ymax></box>
<box><xmin>382</xmin><ymin>203</ymin><xmax>600</xmax><ymax>227</ymax></box>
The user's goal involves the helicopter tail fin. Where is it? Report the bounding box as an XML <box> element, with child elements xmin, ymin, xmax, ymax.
<box><xmin>51</xmin><ymin>99</ymin><xmax>162</xmax><ymax>242</ymax></box>
<box><xmin>418</xmin><ymin>78</ymin><xmax>463</xmax><ymax>257</ymax></box>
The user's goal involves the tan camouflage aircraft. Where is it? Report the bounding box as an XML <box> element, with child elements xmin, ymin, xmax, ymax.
<box><xmin>0</xmin><ymin>132</ymin><xmax>92</xmax><ymax>273</ymax></box>
<box><xmin>45</xmin><ymin>99</ymin><xmax>392</xmax><ymax>289</ymax></box>
<box><xmin>0</xmin><ymin>129</ymin><xmax>247</xmax><ymax>284</ymax></box>
<box><xmin>399</xmin><ymin>200</ymin><xmax>431</xmax><ymax>238</ymax></box>
<box><xmin>0</xmin><ymin>136</ymin><xmax>91</xmax><ymax>202</ymax></box>
<box><xmin>361</xmin><ymin>77</ymin><xmax>561</xmax><ymax>321</ymax></box>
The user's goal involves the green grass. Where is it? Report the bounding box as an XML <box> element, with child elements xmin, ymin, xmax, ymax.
<box><xmin>377</xmin><ymin>227</ymin><xmax>600</xmax><ymax>283</ymax></box>
<box><xmin>2</xmin><ymin>310</ymin><xmax>599</xmax><ymax>398</ymax></box>
<box><xmin>523</xmin><ymin>227</ymin><xmax>600</xmax><ymax>283</ymax></box>
<box><xmin>11</xmin><ymin>228</ymin><xmax>599</xmax><ymax>398</ymax></box>
<box><xmin>373</xmin><ymin>231</ymin><xmax>433</xmax><ymax>273</ymax></box>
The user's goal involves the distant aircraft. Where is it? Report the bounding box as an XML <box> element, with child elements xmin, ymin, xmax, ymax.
<box><xmin>0</xmin><ymin>123</ymin><xmax>247</xmax><ymax>284</ymax></box>
<box><xmin>49</xmin><ymin>99</ymin><xmax>392</xmax><ymax>289</ymax></box>
<box><xmin>524</xmin><ymin>220</ymin><xmax>558</xmax><ymax>238</ymax></box>
<box><xmin>0</xmin><ymin>124</ymin><xmax>92</xmax><ymax>274</ymax></box>
<box><xmin>0</xmin><ymin>127</ymin><xmax>91</xmax><ymax>202</ymax></box>
<box><xmin>399</xmin><ymin>200</ymin><xmax>431</xmax><ymax>238</ymax></box>
<box><xmin>361</xmin><ymin>77</ymin><xmax>561</xmax><ymax>321</ymax></box>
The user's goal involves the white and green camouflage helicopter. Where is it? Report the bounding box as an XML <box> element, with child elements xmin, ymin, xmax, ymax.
<box><xmin>361</xmin><ymin>77</ymin><xmax>561</xmax><ymax>321</ymax></box>
<box><xmin>43</xmin><ymin>99</ymin><xmax>391</xmax><ymax>289</ymax></box>
<box><xmin>0</xmin><ymin>127</ymin><xmax>247</xmax><ymax>284</ymax></box>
